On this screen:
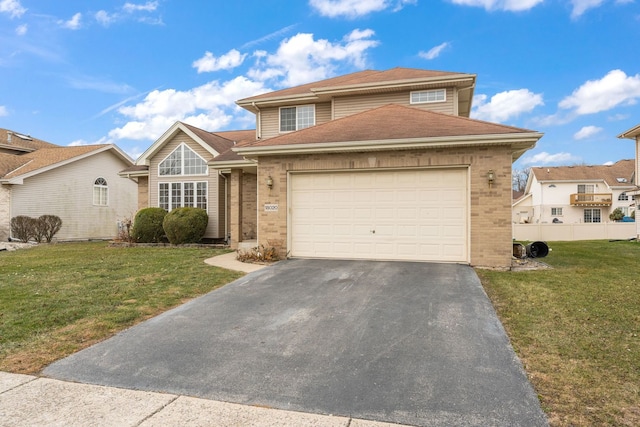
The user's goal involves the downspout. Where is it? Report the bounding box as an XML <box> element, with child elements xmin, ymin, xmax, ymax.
<box><xmin>218</xmin><ymin>171</ymin><xmax>229</xmax><ymax>244</ymax></box>
<box><xmin>252</xmin><ymin>102</ymin><xmax>261</xmax><ymax>139</ymax></box>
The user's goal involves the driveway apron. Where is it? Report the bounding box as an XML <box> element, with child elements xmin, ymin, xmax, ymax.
<box><xmin>44</xmin><ymin>259</ymin><xmax>547</xmax><ymax>427</ymax></box>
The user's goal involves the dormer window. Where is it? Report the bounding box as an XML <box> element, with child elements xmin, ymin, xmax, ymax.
<box><xmin>159</xmin><ymin>144</ymin><xmax>207</xmax><ymax>176</ymax></box>
<box><xmin>410</xmin><ymin>89</ymin><xmax>446</xmax><ymax>104</ymax></box>
<box><xmin>280</xmin><ymin>105</ymin><xmax>315</xmax><ymax>132</ymax></box>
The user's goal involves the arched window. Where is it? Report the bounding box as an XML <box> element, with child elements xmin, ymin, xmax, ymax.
<box><xmin>159</xmin><ymin>144</ymin><xmax>207</xmax><ymax>176</ymax></box>
<box><xmin>618</xmin><ymin>192</ymin><xmax>629</xmax><ymax>201</ymax></box>
<box><xmin>93</xmin><ymin>177</ymin><xmax>108</xmax><ymax>206</ymax></box>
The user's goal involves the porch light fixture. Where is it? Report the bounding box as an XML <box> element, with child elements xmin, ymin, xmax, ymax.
<box><xmin>266</xmin><ymin>176</ymin><xmax>274</xmax><ymax>189</ymax></box>
<box><xmin>487</xmin><ymin>170</ymin><xmax>495</xmax><ymax>187</ymax></box>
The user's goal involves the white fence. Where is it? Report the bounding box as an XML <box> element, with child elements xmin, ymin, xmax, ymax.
<box><xmin>513</xmin><ymin>222</ymin><xmax>637</xmax><ymax>241</ymax></box>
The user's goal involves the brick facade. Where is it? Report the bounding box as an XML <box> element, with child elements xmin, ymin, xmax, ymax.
<box><xmin>254</xmin><ymin>145</ymin><xmax>514</xmax><ymax>268</ymax></box>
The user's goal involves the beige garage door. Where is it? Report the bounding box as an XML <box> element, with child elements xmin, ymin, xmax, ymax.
<box><xmin>290</xmin><ymin>168</ymin><xmax>468</xmax><ymax>262</ymax></box>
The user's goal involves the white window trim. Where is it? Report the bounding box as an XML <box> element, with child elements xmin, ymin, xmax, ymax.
<box><xmin>93</xmin><ymin>177</ymin><xmax>108</xmax><ymax>207</ymax></box>
<box><xmin>410</xmin><ymin>89</ymin><xmax>446</xmax><ymax>104</ymax></box>
<box><xmin>279</xmin><ymin>105</ymin><xmax>316</xmax><ymax>133</ymax></box>
<box><xmin>551</xmin><ymin>207</ymin><xmax>563</xmax><ymax>216</ymax></box>
<box><xmin>158</xmin><ymin>181</ymin><xmax>208</xmax><ymax>212</ymax></box>
<box><xmin>158</xmin><ymin>143</ymin><xmax>209</xmax><ymax>177</ymax></box>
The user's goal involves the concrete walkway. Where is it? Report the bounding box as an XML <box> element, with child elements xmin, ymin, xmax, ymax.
<box><xmin>0</xmin><ymin>372</ymin><xmax>403</xmax><ymax>427</ymax></box>
<box><xmin>204</xmin><ymin>250</ymin><xmax>270</xmax><ymax>273</ymax></box>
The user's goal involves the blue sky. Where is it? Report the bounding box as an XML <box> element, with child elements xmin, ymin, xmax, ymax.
<box><xmin>1</xmin><ymin>0</ymin><xmax>639</xmax><ymax>169</ymax></box>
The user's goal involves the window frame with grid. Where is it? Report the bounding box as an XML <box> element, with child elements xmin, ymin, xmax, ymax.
<box><xmin>551</xmin><ymin>207</ymin><xmax>563</xmax><ymax>216</ymax></box>
<box><xmin>583</xmin><ymin>208</ymin><xmax>601</xmax><ymax>223</ymax></box>
<box><xmin>158</xmin><ymin>181</ymin><xmax>208</xmax><ymax>212</ymax></box>
<box><xmin>93</xmin><ymin>177</ymin><xmax>108</xmax><ymax>206</ymax></box>
<box><xmin>279</xmin><ymin>105</ymin><xmax>315</xmax><ymax>132</ymax></box>
<box><xmin>158</xmin><ymin>144</ymin><xmax>208</xmax><ymax>176</ymax></box>
<box><xmin>410</xmin><ymin>89</ymin><xmax>446</xmax><ymax>104</ymax></box>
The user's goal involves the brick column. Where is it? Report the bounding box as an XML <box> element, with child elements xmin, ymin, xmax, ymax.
<box><xmin>229</xmin><ymin>169</ymin><xmax>243</xmax><ymax>249</ymax></box>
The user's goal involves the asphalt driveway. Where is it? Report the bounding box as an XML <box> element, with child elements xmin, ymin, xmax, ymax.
<box><xmin>44</xmin><ymin>259</ymin><xmax>547</xmax><ymax>426</ymax></box>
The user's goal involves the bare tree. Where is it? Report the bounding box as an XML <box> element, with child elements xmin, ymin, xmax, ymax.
<box><xmin>512</xmin><ymin>167</ymin><xmax>530</xmax><ymax>192</ymax></box>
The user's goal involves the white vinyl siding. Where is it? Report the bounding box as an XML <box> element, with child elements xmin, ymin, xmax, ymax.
<box><xmin>10</xmin><ymin>151</ymin><xmax>137</xmax><ymax>240</ymax></box>
<box><xmin>290</xmin><ymin>168</ymin><xmax>468</xmax><ymax>262</ymax></box>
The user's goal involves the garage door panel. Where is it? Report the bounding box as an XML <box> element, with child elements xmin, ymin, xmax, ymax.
<box><xmin>290</xmin><ymin>169</ymin><xmax>468</xmax><ymax>262</ymax></box>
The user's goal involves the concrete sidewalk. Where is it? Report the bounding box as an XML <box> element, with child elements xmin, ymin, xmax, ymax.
<box><xmin>204</xmin><ymin>250</ymin><xmax>271</xmax><ymax>273</ymax></box>
<box><xmin>0</xmin><ymin>372</ymin><xmax>406</xmax><ymax>427</ymax></box>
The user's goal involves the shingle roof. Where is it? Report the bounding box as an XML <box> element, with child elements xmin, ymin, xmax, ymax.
<box><xmin>1</xmin><ymin>145</ymin><xmax>114</xmax><ymax>180</ymax></box>
<box><xmin>530</xmin><ymin>159</ymin><xmax>635</xmax><ymax>187</ymax></box>
<box><xmin>240</xmin><ymin>104</ymin><xmax>536</xmax><ymax>149</ymax></box>
<box><xmin>181</xmin><ymin>122</ymin><xmax>237</xmax><ymax>155</ymax></box>
<box><xmin>0</xmin><ymin>128</ymin><xmax>58</xmax><ymax>152</ymax></box>
<box><xmin>238</xmin><ymin>67</ymin><xmax>469</xmax><ymax>104</ymax></box>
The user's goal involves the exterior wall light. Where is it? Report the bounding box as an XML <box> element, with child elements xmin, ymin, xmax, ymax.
<box><xmin>266</xmin><ymin>176</ymin><xmax>274</xmax><ymax>189</ymax></box>
<box><xmin>487</xmin><ymin>170</ymin><xmax>495</xmax><ymax>187</ymax></box>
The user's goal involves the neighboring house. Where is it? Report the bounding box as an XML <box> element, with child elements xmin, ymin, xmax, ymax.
<box><xmin>127</xmin><ymin>67</ymin><xmax>543</xmax><ymax>268</ymax></box>
<box><xmin>0</xmin><ymin>128</ymin><xmax>137</xmax><ymax>241</ymax></box>
<box><xmin>513</xmin><ymin>160</ymin><xmax>636</xmax><ymax>225</ymax></box>
<box><xmin>618</xmin><ymin>124</ymin><xmax>640</xmax><ymax>239</ymax></box>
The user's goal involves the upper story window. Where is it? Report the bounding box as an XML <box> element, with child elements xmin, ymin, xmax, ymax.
<box><xmin>93</xmin><ymin>177</ymin><xmax>108</xmax><ymax>206</ymax></box>
<box><xmin>577</xmin><ymin>184</ymin><xmax>595</xmax><ymax>194</ymax></box>
<box><xmin>618</xmin><ymin>192</ymin><xmax>629</xmax><ymax>201</ymax></box>
<box><xmin>159</xmin><ymin>144</ymin><xmax>207</xmax><ymax>176</ymax></box>
<box><xmin>280</xmin><ymin>105</ymin><xmax>315</xmax><ymax>132</ymax></box>
<box><xmin>410</xmin><ymin>89</ymin><xmax>446</xmax><ymax>104</ymax></box>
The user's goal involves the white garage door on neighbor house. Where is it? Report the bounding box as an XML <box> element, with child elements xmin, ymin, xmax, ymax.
<box><xmin>289</xmin><ymin>168</ymin><xmax>469</xmax><ymax>262</ymax></box>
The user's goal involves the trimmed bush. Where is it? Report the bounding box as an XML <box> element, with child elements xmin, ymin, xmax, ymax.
<box><xmin>39</xmin><ymin>215</ymin><xmax>62</xmax><ymax>243</ymax></box>
<box><xmin>609</xmin><ymin>207</ymin><xmax>624</xmax><ymax>222</ymax></box>
<box><xmin>10</xmin><ymin>215</ymin><xmax>62</xmax><ymax>242</ymax></box>
<box><xmin>162</xmin><ymin>207</ymin><xmax>208</xmax><ymax>245</ymax></box>
<box><xmin>10</xmin><ymin>216</ymin><xmax>37</xmax><ymax>242</ymax></box>
<box><xmin>131</xmin><ymin>207</ymin><xmax>167</xmax><ymax>243</ymax></box>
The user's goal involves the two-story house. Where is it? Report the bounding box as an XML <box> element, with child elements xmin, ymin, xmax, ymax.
<box><xmin>125</xmin><ymin>67</ymin><xmax>543</xmax><ymax>268</ymax></box>
<box><xmin>618</xmin><ymin>124</ymin><xmax>640</xmax><ymax>239</ymax></box>
<box><xmin>513</xmin><ymin>160</ymin><xmax>636</xmax><ymax>225</ymax></box>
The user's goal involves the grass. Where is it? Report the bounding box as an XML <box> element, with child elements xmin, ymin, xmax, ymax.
<box><xmin>0</xmin><ymin>241</ymin><xmax>243</xmax><ymax>374</ymax></box>
<box><xmin>477</xmin><ymin>240</ymin><xmax>640</xmax><ymax>427</ymax></box>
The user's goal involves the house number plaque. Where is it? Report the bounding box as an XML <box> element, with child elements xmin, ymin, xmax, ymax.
<box><xmin>264</xmin><ymin>204</ymin><xmax>279</xmax><ymax>212</ymax></box>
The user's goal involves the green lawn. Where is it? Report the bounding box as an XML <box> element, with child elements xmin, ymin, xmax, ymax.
<box><xmin>0</xmin><ymin>241</ymin><xmax>243</xmax><ymax>373</ymax></box>
<box><xmin>477</xmin><ymin>240</ymin><xmax>640</xmax><ymax>427</ymax></box>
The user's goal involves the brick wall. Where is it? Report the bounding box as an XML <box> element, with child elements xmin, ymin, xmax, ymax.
<box><xmin>255</xmin><ymin>145</ymin><xmax>514</xmax><ymax>268</ymax></box>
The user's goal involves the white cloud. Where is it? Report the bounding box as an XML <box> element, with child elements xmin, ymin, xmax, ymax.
<box><xmin>309</xmin><ymin>0</ymin><xmax>416</xmax><ymax>18</ymax></box>
<box><xmin>573</xmin><ymin>125</ymin><xmax>603</xmax><ymax>140</ymax></box>
<box><xmin>0</xmin><ymin>0</ymin><xmax>26</xmax><ymax>18</ymax></box>
<box><xmin>0</xmin><ymin>105</ymin><xmax>8</xmax><ymax>116</ymax></box>
<box><xmin>570</xmin><ymin>0</ymin><xmax>605</xmax><ymax>19</ymax></box>
<box><xmin>108</xmin><ymin>77</ymin><xmax>267</xmax><ymax>141</ymax></box>
<box><xmin>123</xmin><ymin>1</ymin><xmax>159</xmax><ymax>13</ymax></box>
<box><xmin>15</xmin><ymin>23</ymin><xmax>27</xmax><ymax>35</ymax></box>
<box><xmin>472</xmin><ymin>89</ymin><xmax>544</xmax><ymax>122</ymax></box>
<box><xmin>59</xmin><ymin>13</ymin><xmax>82</xmax><ymax>30</ymax></box>
<box><xmin>559</xmin><ymin>69</ymin><xmax>640</xmax><ymax>115</ymax></box>
<box><xmin>193</xmin><ymin>49</ymin><xmax>247</xmax><ymax>73</ymax></box>
<box><xmin>419</xmin><ymin>42</ymin><xmax>450</xmax><ymax>60</ymax></box>
<box><xmin>95</xmin><ymin>10</ymin><xmax>116</xmax><ymax>26</ymax></box>
<box><xmin>448</xmin><ymin>0</ymin><xmax>543</xmax><ymax>12</ymax></box>
<box><xmin>520</xmin><ymin>151</ymin><xmax>581</xmax><ymax>166</ymax></box>
<box><xmin>248</xmin><ymin>29</ymin><xmax>379</xmax><ymax>87</ymax></box>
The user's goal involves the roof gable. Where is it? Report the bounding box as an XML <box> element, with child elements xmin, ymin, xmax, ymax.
<box><xmin>136</xmin><ymin>122</ymin><xmax>236</xmax><ymax>165</ymax></box>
